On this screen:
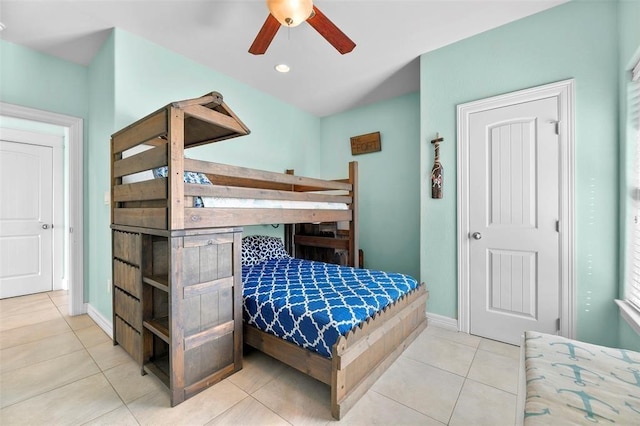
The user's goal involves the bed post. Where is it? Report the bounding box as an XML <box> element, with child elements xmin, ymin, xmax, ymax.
<box><xmin>167</xmin><ymin>106</ymin><xmax>185</xmax><ymax>230</ymax></box>
<box><xmin>349</xmin><ymin>161</ymin><xmax>359</xmax><ymax>268</ymax></box>
<box><xmin>284</xmin><ymin>169</ymin><xmax>295</xmax><ymax>255</ymax></box>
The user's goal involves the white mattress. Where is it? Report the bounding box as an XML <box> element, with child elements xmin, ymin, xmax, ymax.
<box><xmin>201</xmin><ymin>197</ymin><xmax>348</xmax><ymax>210</ymax></box>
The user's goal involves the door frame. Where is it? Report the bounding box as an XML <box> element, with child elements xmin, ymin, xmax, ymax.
<box><xmin>0</xmin><ymin>102</ymin><xmax>84</xmax><ymax>316</ymax></box>
<box><xmin>456</xmin><ymin>79</ymin><xmax>575</xmax><ymax>340</ymax></box>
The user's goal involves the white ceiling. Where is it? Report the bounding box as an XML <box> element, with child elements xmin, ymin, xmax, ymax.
<box><xmin>0</xmin><ymin>0</ymin><xmax>567</xmax><ymax>117</ymax></box>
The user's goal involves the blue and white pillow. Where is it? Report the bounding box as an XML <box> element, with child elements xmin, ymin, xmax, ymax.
<box><xmin>241</xmin><ymin>237</ymin><xmax>264</xmax><ymax>266</ymax></box>
<box><xmin>152</xmin><ymin>167</ymin><xmax>212</xmax><ymax>185</ymax></box>
<box><xmin>243</xmin><ymin>235</ymin><xmax>291</xmax><ymax>261</ymax></box>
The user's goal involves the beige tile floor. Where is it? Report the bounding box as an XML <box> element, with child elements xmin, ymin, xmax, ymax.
<box><xmin>0</xmin><ymin>291</ymin><xmax>521</xmax><ymax>425</ymax></box>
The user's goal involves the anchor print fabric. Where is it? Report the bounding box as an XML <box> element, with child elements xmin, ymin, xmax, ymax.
<box><xmin>524</xmin><ymin>331</ymin><xmax>640</xmax><ymax>424</ymax></box>
<box><xmin>242</xmin><ymin>257</ymin><xmax>419</xmax><ymax>358</ymax></box>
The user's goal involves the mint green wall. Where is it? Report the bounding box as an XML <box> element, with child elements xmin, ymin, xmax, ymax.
<box><xmin>86</xmin><ymin>33</ymin><xmax>116</xmax><ymax>315</ymax></box>
<box><xmin>319</xmin><ymin>92</ymin><xmax>420</xmax><ymax>279</ymax></box>
<box><xmin>111</xmin><ymin>30</ymin><xmax>321</xmax><ymax>176</ymax></box>
<box><xmin>0</xmin><ymin>40</ymin><xmax>88</xmax><ymax>119</ymax></box>
<box><xmin>0</xmin><ymin>39</ymin><xmax>89</xmax><ymax>302</ymax></box>
<box><xmin>84</xmin><ymin>29</ymin><xmax>322</xmax><ymax>320</ymax></box>
<box><xmin>420</xmin><ymin>1</ymin><xmax>620</xmax><ymax>346</ymax></box>
<box><xmin>617</xmin><ymin>0</ymin><xmax>640</xmax><ymax>351</ymax></box>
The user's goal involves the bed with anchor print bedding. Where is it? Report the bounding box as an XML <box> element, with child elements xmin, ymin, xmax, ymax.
<box><xmin>242</xmin><ymin>257</ymin><xmax>419</xmax><ymax>358</ymax></box>
<box><xmin>522</xmin><ymin>331</ymin><xmax>640</xmax><ymax>424</ymax></box>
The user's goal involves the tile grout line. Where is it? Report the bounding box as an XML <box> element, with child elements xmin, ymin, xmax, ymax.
<box><xmin>0</xmin><ymin>371</ymin><xmax>104</xmax><ymax>412</ymax></box>
<box><xmin>446</xmin><ymin>346</ymin><xmax>480</xmax><ymax>425</ymax></box>
<box><xmin>369</xmin><ymin>389</ymin><xmax>445</xmax><ymax>425</ymax></box>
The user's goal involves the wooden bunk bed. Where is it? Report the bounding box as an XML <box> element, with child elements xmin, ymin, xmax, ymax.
<box><xmin>110</xmin><ymin>91</ymin><xmax>428</xmax><ymax>419</ymax></box>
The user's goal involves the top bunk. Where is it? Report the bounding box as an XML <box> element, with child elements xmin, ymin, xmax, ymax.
<box><xmin>110</xmin><ymin>91</ymin><xmax>358</xmax><ymax>264</ymax></box>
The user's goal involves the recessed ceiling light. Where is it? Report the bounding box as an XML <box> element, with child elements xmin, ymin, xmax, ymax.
<box><xmin>275</xmin><ymin>64</ymin><xmax>290</xmax><ymax>73</ymax></box>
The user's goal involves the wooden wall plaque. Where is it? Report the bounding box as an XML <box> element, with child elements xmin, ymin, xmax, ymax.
<box><xmin>350</xmin><ymin>132</ymin><xmax>381</xmax><ymax>155</ymax></box>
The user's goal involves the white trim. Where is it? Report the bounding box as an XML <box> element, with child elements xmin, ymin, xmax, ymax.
<box><xmin>456</xmin><ymin>79</ymin><xmax>575</xmax><ymax>340</ymax></box>
<box><xmin>616</xmin><ymin>299</ymin><xmax>640</xmax><ymax>337</ymax></box>
<box><xmin>0</xmin><ymin>102</ymin><xmax>84</xmax><ymax>315</ymax></box>
<box><xmin>87</xmin><ymin>303</ymin><xmax>113</xmax><ymax>339</ymax></box>
<box><xmin>632</xmin><ymin>59</ymin><xmax>640</xmax><ymax>82</ymax></box>
<box><xmin>426</xmin><ymin>312</ymin><xmax>459</xmax><ymax>331</ymax></box>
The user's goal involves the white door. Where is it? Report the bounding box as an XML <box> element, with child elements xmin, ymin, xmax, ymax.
<box><xmin>0</xmin><ymin>140</ymin><xmax>54</xmax><ymax>298</ymax></box>
<box><xmin>468</xmin><ymin>97</ymin><xmax>560</xmax><ymax>345</ymax></box>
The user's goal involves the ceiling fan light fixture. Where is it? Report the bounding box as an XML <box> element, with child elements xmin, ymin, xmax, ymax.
<box><xmin>266</xmin><ymin>0</ymin><xmax>313</xmax><ymax>27</ymax></box>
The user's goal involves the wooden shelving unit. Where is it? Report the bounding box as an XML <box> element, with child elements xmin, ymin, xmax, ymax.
<box><xmin>112</xmin><ymin>226</ymin><xmax>243</xmax><ymax>406</ymax></box>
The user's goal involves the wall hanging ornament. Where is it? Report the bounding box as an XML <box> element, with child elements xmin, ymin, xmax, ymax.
<box><xmin>431</xmin><ymin>133</ymin><xmax>444</xmax><ymax>199</ymax></box>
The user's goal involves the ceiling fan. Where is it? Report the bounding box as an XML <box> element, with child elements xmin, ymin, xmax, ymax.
<box><xmin>249</xmin><ymin>0</ymin><xmax>356</xmax><ymax>55</ymax></box>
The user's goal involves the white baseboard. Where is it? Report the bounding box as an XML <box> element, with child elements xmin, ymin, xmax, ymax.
<box><xmin>427</xmin><ymin>312</ymin><xmax>458</xmax><ymax>331</ymax></box>
<box><xmin>87</xmin><ymin>304</ymin><xmax>113</xmax><ymax>339</ymax></box>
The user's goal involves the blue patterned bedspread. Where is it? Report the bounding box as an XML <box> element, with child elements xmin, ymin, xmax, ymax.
<box><xmin>242</xmin><ymin>258</ymin><xmax>419</xmax><ymax>358</ymax></box>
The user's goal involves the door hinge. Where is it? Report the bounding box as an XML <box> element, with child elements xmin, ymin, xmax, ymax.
<box><xmin>556</xmin><ymin>220</ymin><xmax>560</xmax><ymax>232</ymax></box>
<box><xmin>556</xmin><ymin>318</ymin><xmax>561</xmax><ymax>332</ymax></box>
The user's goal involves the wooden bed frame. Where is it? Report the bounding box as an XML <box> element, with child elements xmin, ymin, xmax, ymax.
<box><xmin>110</xmin><ymin>91</ymin><xmax>427</xmax><ymax>419</ymax></box>
<box><xmin>244</xmin><ymin>283</ymin><xmax>427</xmax><ymax>419</ymax></box>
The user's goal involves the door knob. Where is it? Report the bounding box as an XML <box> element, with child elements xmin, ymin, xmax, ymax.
<box><xmin>42</xmin><ymin>224</ymin><xmax>49</xmax><ymax>229</ymax></box>
<box><xmin>472</xmin><ymin>232</ymin><xmax>482</xmax><ymax>240</ymax></box>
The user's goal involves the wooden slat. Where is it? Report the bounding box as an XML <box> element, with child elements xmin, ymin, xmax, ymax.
<box><xmin>114</xmin><ymin>288</ymin><xmax>142</xmax><ymax>332</ymax></box>
<box><xmin>144</xmin><ymin>318</ymin><xmax>170</xmax><ymax>343</ymax></box>
<box><xmin>121</xmin><ymin>200</ymin><xmax>167</xmax><ymax>209</ymax></box>
<box><xmin>185</xmin><ymin>184</ymin><xmax>352</xmax><ymax>204</ymax></box>
<box><xmin>219</xmin><ymin>102</ymin><xmax>251</xmax><ymax>136</ymax></box>
<box><xmin>112</xmin><ymin>109</ymin><xmax>167</xmax><ymax>154</ymax></box>
<box><xmin>113</xmin><ymin>178</ymin><xmax>167</xmax><ymax>202</ymax></box>
<box><xmin>113</xmin><ymin>208</ymin><xmax>167</xmax><ymax>229</ymax></box>
<box><xmin>294</xmin><ymin>235</ymin><xmax>350</xmax><ymax>250</ymax></box>
<box><xmin>206</xmin><ymin>174</ymin><xmax>294</xmax><ymax>192</ymax></box>
<box><xmin>185</xmin><ymin>159</ymin><xmax>352</xmax><ymax>191</ymax></box>
<box><xmin>171</xmin><ymin>92</ymin><xmax>223</xmax><ymax>109</ymax></box>
<box><xmin>183</xmin><ymin>363</ymin><xmax>236</xmax><ymax>400</ymax></box>
<box><xmin>183</xmin><ymin>320</ymin><xmax>234</xmax><ymax>351</ymax></box>
<box><xmin>183</xmin><ymin>276</ymin><xmax>233</xmax><ymax>298</ymax></box>
<box><xmin>113</xmin><ymin>259</ymin><xmax>141</xmax><ymax>299</ymax></box>
<box><xmin>293</xmin><ymin>180</ymin><xmax>348</xmax><ymax>192</ymax></box>
<box><xmin>244</xmin><ymin>324</ymin><xmax>332</xmax><ymax>385</ymax></box>
<box><xmin>336</xmin><ymin>292</ymin><xmax>428</xmax><ymax>369</ymax></box>
<box><xmin>115</xmin><ymin>316</ymin><xmax>142</xmax><ymax>364</ymax></box>
<box><xmin>182</xmin><ymin>104</ymin><xmax>249</xmax><ymax>136</ymax></box>
<box><xmin>113</xmin><ymin>231</ymin><xmax>141</xmax><ymax>265</ymax></box>
<box><xmin>183</xmin><ymin>233</ymin><xmax>234</xmax><ymax>248</ymax></box>
<box><xmin>113</xmin><ymin>144</ymin><xmax>167</xmax><ymax>178</ymax></box>
<box><xmin>142</xmin><ymin>275</ymin><xmax>169</xmax><ymax>292</ymax></box>
<box><xmin>184</xmin><ymin>208</ymin><xmax>351</xmax><ymax>228</ymax></box>
<box><xmin>336</xmin><ymin>284</ymin><xmax>427</xmax><ymax>353</ymax></box>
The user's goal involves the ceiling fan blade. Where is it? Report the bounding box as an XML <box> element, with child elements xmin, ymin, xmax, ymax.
<box><xmin>306</xmin><ymin>6</ymin><xmax>356</xmax><ymax>55</ymax></box>
<box><xmin>249</xmin><ymin>14</ymin><xmax>280</xmax><ymax>55</ymax></box>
